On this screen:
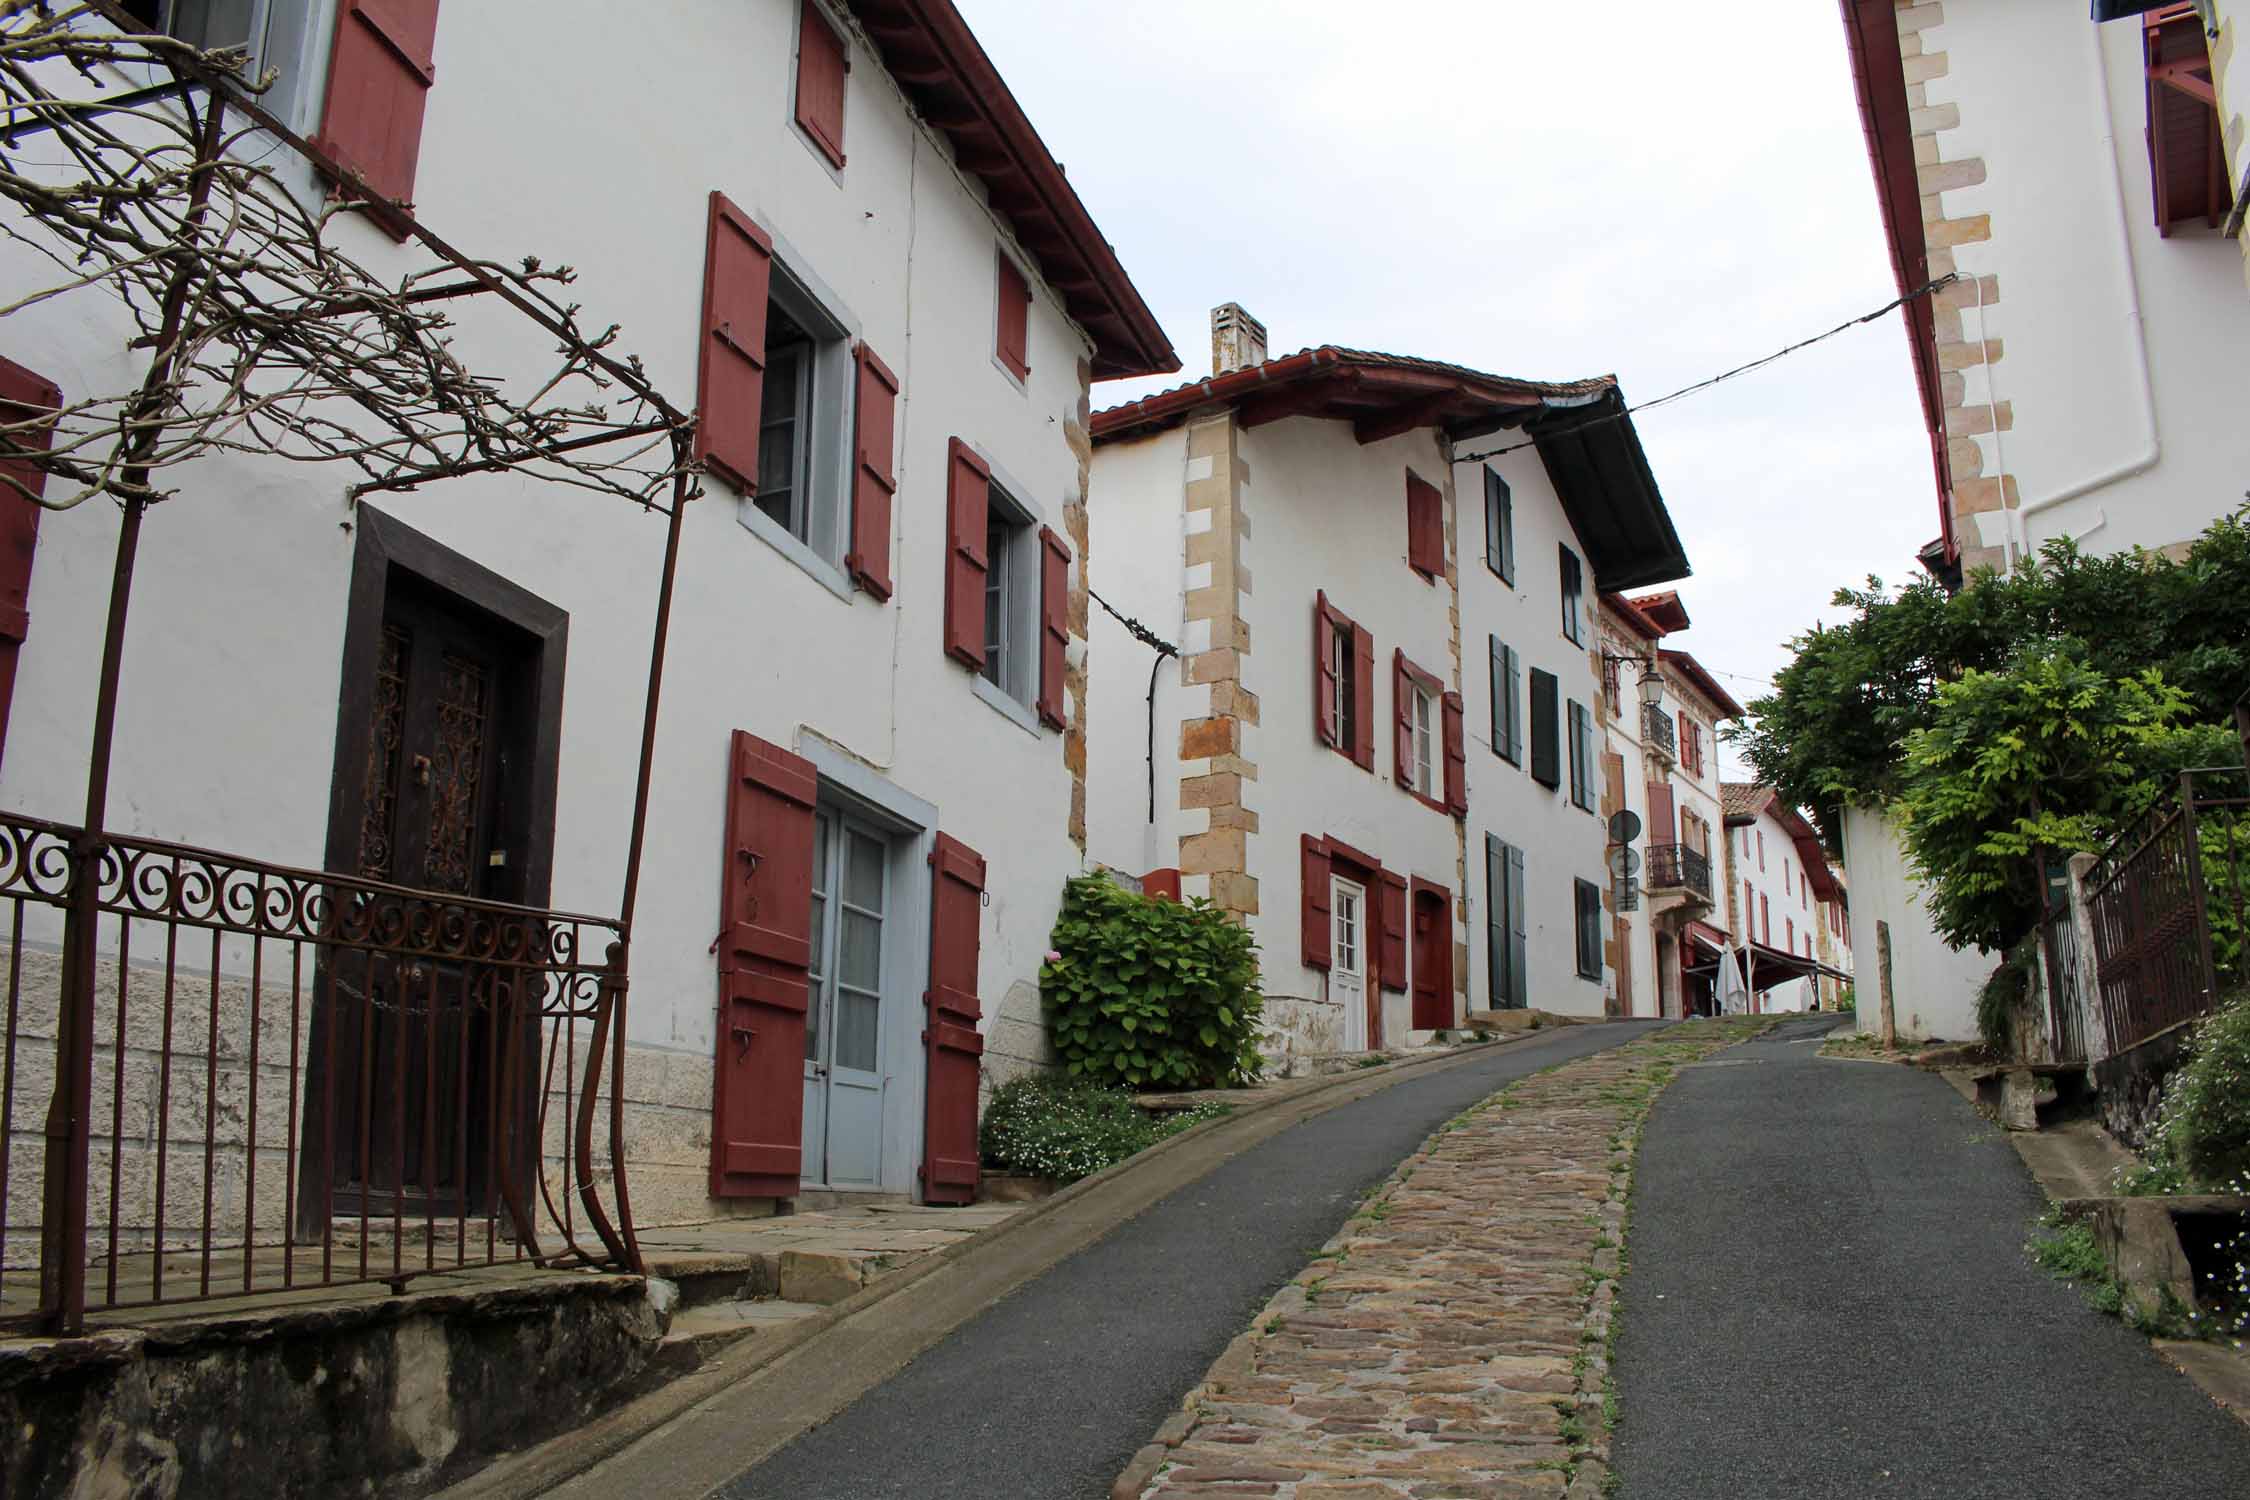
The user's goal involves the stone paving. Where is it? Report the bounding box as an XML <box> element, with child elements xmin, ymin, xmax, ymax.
<box><xmin>1121</xmin><ymin>1019</ymin><xmax>1770</xmax><ymax>1500</ymax></box>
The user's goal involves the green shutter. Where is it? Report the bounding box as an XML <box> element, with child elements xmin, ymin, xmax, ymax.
<box><xmin>1506</xmin><ymin>845</ymin><xmax>1528</xmax><ymax>1008</ymax></box>
<box><xmin>1485</xmin><ymin>467</ymin><xmax>1514</xmax><ymax>585</ymax></box>
<box><xmin>1485</xmin><ymin>833</ymin><xmax>1506</xmax><ymax>1010</ymax></box>
<box><xmin>1529</xmin><ymin>669</ymin><xmax>1560</xmax><ymax>787</ymax></box>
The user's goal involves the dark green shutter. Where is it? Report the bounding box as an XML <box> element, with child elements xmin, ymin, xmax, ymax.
<box><xmin>1529</xmin><ymin>668</ymin><xmax>1560</xmax><ymax>787</ymax></box>
<box><xmin>1485</xmin><ymin>834</ymin><xmax>1505</xmax><ymax>1010</ymax></box>
<box><xmin>1485</xmin><ymin>467</ymin><xmax>1514</xmax><ymax>585</ymax></box>
<box><xmin>1504</xmin><ymin>646</ymin><xmax>1521</xmax><ymax>763</ymax></box>
<box><xmin>1506</xmin><ymin>845</ymin><xmax>1528</xmax><ymax>1008</ymax></box>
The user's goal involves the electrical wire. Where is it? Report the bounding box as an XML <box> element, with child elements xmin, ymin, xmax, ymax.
<box><xmin>1454</xmin><ymin>272</ymin><xmax>1963</xmax><ymax>466</ymax></box>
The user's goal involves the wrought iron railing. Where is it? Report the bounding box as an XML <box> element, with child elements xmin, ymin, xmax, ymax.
<box><xmin>1646</xmin><ymin>843</ymin><xmax>1712</xmax><ymax>901</ymax></box>
<box><xmin>1642</xmin><ymin>702</ymin><xmax>1676</xmax><ymax>760</ymax></box>
<box><xmin>0</xmin><ymin>812</ymin><xmax>639</xmax><ymax>1333</ymax></box>
<box><xmin>2084</xmin><ymin>767</ymin><xmax>2247</xmax><ymax>1057</ymax></box>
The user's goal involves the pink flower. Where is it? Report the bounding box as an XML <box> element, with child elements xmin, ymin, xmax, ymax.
<box><xmin>1044</xmin><ymin>949</ymin><xmax>1063</xmax><ymax>963</ymax></box>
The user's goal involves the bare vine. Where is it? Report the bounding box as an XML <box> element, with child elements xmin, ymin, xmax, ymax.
<box><xmin>0</xmin><ymin>3</ymin><xmax>695</xmax><ymax>512</ymax></box>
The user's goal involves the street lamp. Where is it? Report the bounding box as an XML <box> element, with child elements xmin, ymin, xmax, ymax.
<box><xmin>1635</xmin><ymin>658</ymin><xmax>1664</xmax><ymax>708</ymax></box>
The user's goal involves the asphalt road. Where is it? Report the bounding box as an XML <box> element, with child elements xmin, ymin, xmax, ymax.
<box><xmin>1612</xmin><ymin>1015</ymin><xmax>2250</xmax><ymax>1499</ymax></box>
<box><xmin>709</xmin><ymin>1019</ymin><xmax>1665</xmax><ymax>1500</ymax></box>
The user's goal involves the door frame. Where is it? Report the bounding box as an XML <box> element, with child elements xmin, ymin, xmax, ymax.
<box><xmin>1329</xmin><ymin>873</ymin><xmax>1370</xmax><ymax>1052</ymax></box>
<box><xmin>800</xmin><ymin>802</ymin><xmax>903</xmax><ymax>1191</ymax></box>
<box><xmin>295</xmin><ymin>507</ymin><xmax>569</xmax><ymax>1235</ymax></box>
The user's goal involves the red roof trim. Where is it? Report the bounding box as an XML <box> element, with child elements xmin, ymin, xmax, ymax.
<box><xmin>1658</xmin><ymin>648</ymin><xmax>1747</xmax><ymax>722</ymax></box>
<box><xmin>844</xmin><ymin>0</ymin><xmax>1177</xmax><ymax>380</ymax></box>
<box><xmin>1625</xmin><ymin>590</ymin><xmax>1691</xmax><ymax>633</ymax></box>
<box><xmin>1838</xmin><ymin>0</ymin><xmax>1955</xmax><ymax>562</ymax></box>
<box><xmin>1602</xmin><ymin>591</ymin><xmax>1664</xmax><ymax>642</ymax></box>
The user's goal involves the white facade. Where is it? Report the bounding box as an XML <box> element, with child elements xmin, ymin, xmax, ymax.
<box><xmin>1841</xmin><ymin>803</ymin><xmax>1992</xmax><ymax>1043</ymax></box>
<box><xmin>0</xmin><ymin>1</ymin><xmax>1170</xmax><ymax>1216</ymax></box>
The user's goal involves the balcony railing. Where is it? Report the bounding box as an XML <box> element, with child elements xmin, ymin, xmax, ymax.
<box><xmin>1646</xmin><ymin>842</ymin><xmax>1712</xmax><ymax>901</ymax></box>
<box><xmin>0</xmin><ymin>812</ymin><xmax>639</xmax><ymax>1334</ymax></box>
<box><xmin>1642</xmin><ymin>702</ymin><xmax>1676</xmax><ymax>760</ymax></box>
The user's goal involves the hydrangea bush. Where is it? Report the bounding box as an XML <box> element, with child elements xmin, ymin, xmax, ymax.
<box><xmin>978</xmin><ymin>1073</ymin><xmax>1228</xmax><ymax>1184</ymax></box>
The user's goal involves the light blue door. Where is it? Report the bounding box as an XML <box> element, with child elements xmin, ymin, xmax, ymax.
<box><xmin>802</xmin><ymin>812</ymin><xmax>888</xmax><ymax>1189</ymax></box>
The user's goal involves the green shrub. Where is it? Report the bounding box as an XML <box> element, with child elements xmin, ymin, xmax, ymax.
<box><xmin>978</xmin><ymin>1073</ymin><xmax>1227</xmax><ymax>1183</ymax></box>
<box><xmin>1041</xmin><ymin>874</ymin><xmax>1263</xmax><ymax>1089</ymax></box>
<box><xmin>1976</xmin><ymin>940</ymin><xmax>2034</xmax><ymax>1052</ymax></box>
<box><xmin>2145</xmin><ymin>989</ymin><xmax>2250</xmax><ymax>1193</ymax></box>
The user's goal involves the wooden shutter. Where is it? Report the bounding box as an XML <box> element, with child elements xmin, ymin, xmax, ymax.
<box><xmin>1489</xmin><ymin>468</ymin><xmax>1515</xmax><ymax>583</ymax></box>
<box><xmin>1441</xmin><ymin>690</ymin><xmax>1467</xmax><ymax>817</ymax></box>
<box><xmin>794</xmin><ymin>0</ymin><xmax>849</xmax><ymax>168</ymax></box>
<box><xmin>1301</xmin><ymin>835</ymin><xmax>1332</xmax><ymax>971</ymax></box>
<box><xmin>1676</xmin><ymin>711</ymin><xmax>1692</xmax><ymax>773</ymax></box>
<box><xmin>1392</xmin><ymin>650</ymin><xmax>1414</xmax><ymax>790</ymax></box>
<box><xmin>0</xmin><ymin>357</ymin><xmax>56</xmax><ymax>770</ymax></box>
<box><xmin>1576</xmin><ymin>881</ymin><xmax>1602</xmax><ymax>977</ymax></box>
<box><xmin>942</xmin><ymin>438</ymin><xmax>990</xmax><ymax>667</ymax></box>
<box><xmin>1528</xmin><ymin>668</ymin><xmax>1560</xmax><ymax>787</ymax></box>
<box><xmin>923</xmin><ymin>833</ymin><xmax>986</xmax><ymax>1204</ymax></box>
<box><xmin>314</xmin><ymin>0</ymin><xmax>442</xmax><ymax>226</ymax></box>
<box><xmin>1036</xmin><ymin>525</ymin><xmax>1069</xmax><ymax>729</ymax></box>
<box><xmin>1647</xmin><ymin>781</ymin><xmax>1677</xmax><ymax>843</ymax></box>
<box><xmin>1351</xmin><ymin>623</ymin><xmax>1375</xmax><ymax>771</ymax></box>
<box><xmin>1312</xmin><ymin>592</ymin><xmax>1339</xmax><ymax>748</ymax></box>
<box><xmin>1377</xmin><ymin>869</ymin><xmax>1408</xmax><ymax>992</ymax></box>
<box><xmin>1558</xmin><ymin>546</ymin><xmax>1584</xmax><ymax>642</ymax></box>
<box><xmin>1405</xmin><ymin>471</ymin><xmax>1442</xmax><ymax>578</ymax></box>
<box><xmin>695</xmin><ymin>192</ymin><xmax>774</xmax><ymax>496</ymax></box>
<box><xmin>1410</xmin><ymin>881</ymin><xmax>1451</xmax><ymax>1030</ymax></box>
<box><xmin>1505</xmin><ymin>846</ymin><xmax>1527</xmax><ymax>1008</ymax></box>
<box><xmin>1566</xmin><ymin>704</ymin><xmax>1585</xmax><ymax>806</ymax></box>
<box><xmin>846</xmin><ymin>344</ymin><xmax>899</xmax><ymax>599</ymax></box>
<box><xmin>995</xmin><ymin>252</ymin><xmax>1030</xmax><ymax>382</ymax></box>
<box><xmin>711</xmin><ymin>731</ymin><xmax>817</xmax><ymax>1198</ymax></box>
<box><xmin>1485</xmin><ymin>835</ymin><xmax>1506</xmax><ymax>1010</ymax></box>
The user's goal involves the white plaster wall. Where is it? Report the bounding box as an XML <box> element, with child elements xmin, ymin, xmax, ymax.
<box><xmin>1238</xmin><ymin>419</ymin><xmax>1463</xmax><ymax>1042</ymax></box>
<box><xmin>1453</xmin><ymin>452</ymin><xmax>1608</xmax><ymax>1020</ymax></box>
<box><xmin>0</xmin><ymin>0</ymin><xmax>1102</xmax><ymax>1088</ymax></box>
<box><xmin>1923</xmin><ymin>1</ymin><xmax>2250</xmax><ymax>560</ymax></box>
<box><xmin>1732</xmin><ymin>810</ymin><xmax>1821</xmax><ymax>1013</ymax></box>
<box><xmin>1841</xmin><ymin>803</ymin><xmax>1992</xmax><ymax>1042</ymax></box>
<box><xmin>1084</xmin><ymin>427</ymin><xmax>1189</xmax><ymax>880</ymax></box>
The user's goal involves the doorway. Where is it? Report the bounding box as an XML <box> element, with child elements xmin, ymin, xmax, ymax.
<box><xmin>1331</xmin><ymin>874</ymin><xmax>1369</xmax><ymax>1051</ymax></box>
<box><xmin>300</xmin><ymin>511</ymin><xmax>567</xmax><ymax>1233</ymax></box>
<box><xmin>803</xmin><ymin>807</ymin><xmax>895</xmax><ymax>1190</ymax></box>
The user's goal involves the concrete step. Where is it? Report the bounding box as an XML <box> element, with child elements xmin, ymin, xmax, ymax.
<box><xmin>657</xmin><ymin>1298</ymin><xmax>824</xmax><ymax>1366</ymax></box>
<box><xmin>646</xmin><ymin>1248</ymin><xmax>889</xmax><ymax>1308</ymax></box>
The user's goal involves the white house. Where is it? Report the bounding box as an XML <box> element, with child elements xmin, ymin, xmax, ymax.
<box><xmin>1719</xmin><ymin>785</ymin><xmax>1850</xmax><ymax>1015</ymax></box>
<box><xmin>0</xmin><ymin>0</ymin><xmax>1177</xmax><ymax>1285</ymax></box>
<box><xmin>1086</xmin><ymin>308</ymin><xmax>1690</xmax><ymax>1058</ymax></box>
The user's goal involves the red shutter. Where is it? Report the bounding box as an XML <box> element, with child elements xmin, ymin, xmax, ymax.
<box><xmin>923</xmin><ymin>832</ymin><xmax>986</xmax><ymax>1205</ymax></box>
<box><xmin>1392</xmin><ymin>650</ymin><xmax>1413</xmax><ymax>789</ymax></box>
<box><xmin>1441</xmin><ymin>690</ymin><xmax>1467</xmax><ymax>817</ymax></box>
<box><xmin>942</xmin><ymin>439</ymin><xmax>990</xmax><ymax>667</ymax></box>
<box><xmin>1036</xmin><ymin>525</ymin><xmax>1069</xmax><ymax>730</ymax></box>
<box><xmin>1405</xmin><ymin>472</ymin><xmax>1442</xmax><ymax>578</ymax></box>
<box><xmin>846</xmin><ymin>343</ymin><xmax>899</xmax><ymax>599</ymax></box>
<box><xmin>695</xmin><ymin>193</ymin><xmax>774</xmax><ymax>496</ymax></box>
<box><xmin>0</xmin><ymin>357</ymin><xmax>56</xmax><ymax>770</ymax></box>
<box><xmin>314</xmin><ymin>0</ymin><xmax>441</xmax><ymax>227</ymax></box>
<box><xmin>793</xmin><ymin>0</ymin><xmax>849</xmax><ymax>169</ymax></box>
<box><xmin>1301</xmin><ymin>835</ymin><xmax>1332</xmax><ymax>970</ymax></box>
<box><xmin>1647</xmin><ymin>781</ymin><xmax>1677</xmax><ymax>844</ymax></box>
<box><xmin>1351</xmin><ymin>623</ymin><xmax>1375</xmax><ymax>771</ymax></box>
<box><xmin>995</xmin><ymin>253</ymin><xmax>1030</xmax><ymax>381</ymax></box>
<box><xmin>1376</xmin><ymin>870</ymin><xmax>1408</xmax><ymax>993</ymax></box>
<box><xmin>711</xmin><ymin>731</ymin><xmax>817</xmax><ymax>1198</ymax></box>
<box><xmin>1312</xmin><ymin>592</ymin><xmax>1339</xmax><ymax>748</ymax></box>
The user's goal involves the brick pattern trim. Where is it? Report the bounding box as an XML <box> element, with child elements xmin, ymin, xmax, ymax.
<box><xmin>1063</xmin><ymin>356</ymin><xmax>1095</xmax><ymax>847</ymax></box>
<box><xmin>1896</xmin><ymin>0</ymin><xmax>2018</xmax><ymax>575</ymax></box>
<box><xmin>1176</xmin><ymin>414</ymin><xmax>1259</xmax><ymax>917</ymax></box>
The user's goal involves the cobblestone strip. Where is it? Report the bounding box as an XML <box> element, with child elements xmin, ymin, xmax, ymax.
<box><xmin>1114</xmin><ymin>1019</ymin><xmax>1775</xmax><ymax>1500</ymax></box>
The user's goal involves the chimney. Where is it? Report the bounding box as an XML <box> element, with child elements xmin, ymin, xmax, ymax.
<box><xmin>1210</xmin><ymin>303</ymin><xmax>1269</xmax><ymax>375</ymax></box>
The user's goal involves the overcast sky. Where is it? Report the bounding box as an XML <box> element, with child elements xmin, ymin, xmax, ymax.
<box><xmin>958</xmin><ymin>0</ymin><xmax>1935</xmax><ymax>777</ymax></box>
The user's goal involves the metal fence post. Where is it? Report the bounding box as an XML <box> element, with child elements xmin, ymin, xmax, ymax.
<box><xmin>2066</xmin><ymin>851</ymin><xmax>2103</xmax><ymax>1064</ymax></box>
<box><xmin>2179</xmin><ymin>771</ymin><xmax>2221</xmax><ymax>1011</ymax></box>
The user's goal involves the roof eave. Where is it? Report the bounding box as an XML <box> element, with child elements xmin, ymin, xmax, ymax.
<box><xmin>1530</xmin><ymin>391</ymin><xmax>1692</xmax><ymax>593</ymax></box>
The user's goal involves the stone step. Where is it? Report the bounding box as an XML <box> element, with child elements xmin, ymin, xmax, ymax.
<box><xmin>645</xmin><ymin>1247</ymin><xmax>886</xmax><ymax>1308</ymax></box>
<box><xmin>657</xmin><ymin>1298</ymin><xmax>824</xmax><ymax>1366</ymax></box>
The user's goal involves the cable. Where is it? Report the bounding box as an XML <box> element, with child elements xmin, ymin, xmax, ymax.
<box><xmin>1455</xmin><ymin>273</ymin><xmax>1962</xmax><ymax>466</ymax></box>
<box><xmin>1087</xmin><ymin>586</ymin><xmax>1179</xmax><ymax>826</ymax></box>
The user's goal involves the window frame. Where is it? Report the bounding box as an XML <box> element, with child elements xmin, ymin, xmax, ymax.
<box><xmin>1488</xmin><ymin>634</ymin><xmax>1520</xmax><ymax>766</ymax></box>
<box><xmin>1573</xmin><ymin>878</ymin><xmax>1603</xmax><ymax>981</ymax></box>
<box><xmin>974</xmin><ymin>475</ymin><xmax>1042</xmax><ymax>717</ymax></box>
<box><xmin>1483</xmin><ymin>466</ymin><xmax>1515</xmax><ymax>585</ymax></box>
<box><xmin>1566</xmin><ymin>699</ymin><xmax>1595</xmax><ymax>813</ymax></box>
<box><xmin>732</xmin><ymin>237</ymin><xmax>860</xmax><ymax>596</ymax></box>
<box><xmin>1325</xmin><ymin>615</ymin><xmax>1354</xmax><ymax>755</ymax></box>
<box><xmin>1559</xmin><ymin>544</ymin><xmax>1585</xmax><ymax>645</ymax></box>
<box><xmin>791</xmin><ymin>0</ymin><xmax>851</xmax><ymax>172</ymax></box>
<box><xmin>1410</xmin><ymin>680</ymin><xmax>1437</xmax><ymax>798</ymax></box>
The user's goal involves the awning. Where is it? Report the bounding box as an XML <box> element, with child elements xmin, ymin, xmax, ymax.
<box><xmin>1682</xmin><ymin>939</ymin><xmax>1852</xmax><ymax>993</ymax></box>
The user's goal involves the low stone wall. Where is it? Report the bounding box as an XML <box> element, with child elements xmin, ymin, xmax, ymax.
<box><xmin>1257</xmin><ymin>992</ymin><xmax>1346</xmax><ymax>1071</ymax></box>
<box><xmin>0</xmin><ymin>1273</ymin><xmax>673</xmax><ymax>1500</ymax></box>
<box><xmin>2092</xmin><ymin>1020</ymin><xmax>2195</xmax><ymax>1154</ymax></box>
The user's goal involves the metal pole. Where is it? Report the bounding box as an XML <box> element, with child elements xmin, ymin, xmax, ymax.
<box><xmin>618</xmin><ymin>462</ymin><xmax>691</xmax><ymax>932</ymax></box>
<box><xmin>2180</xmin><ymin>771</ymin><xmax>2221</xmax><ymax>1013</ymax></box>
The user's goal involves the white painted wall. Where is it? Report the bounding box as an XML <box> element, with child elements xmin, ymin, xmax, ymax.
<box><xmin>1841</xmin><ymin>803</ymin><xmax>1992</xmax><ymax>1043</ymax></box>
<box><xmin>1922</xmin><ymin>0</ymin><xmax>2250</xmax><ymax>560</ymax></box>
<box><xmin>1454</xmin><ymin>452</ymin><xmax>1609</xmax><ymax>1020</ymax></box>
<box><xmin>0</xmin><ymin>1</ymin><xmax>1114</xmax><ymax>1198</ymax></box>
<box><xmin>1728</xmin><ymin>809</ymin><xmax>1824</xmax><ymax>1013</ymax></box>
<box><xmin>1240</xmin><ymin>419</ymin><xmax>1463</xmax><ymax>1044</ymax></box>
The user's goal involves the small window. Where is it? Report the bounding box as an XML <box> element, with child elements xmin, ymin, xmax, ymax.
<box><xmin>1406</xmin><ymin>471</ymin><xmax>1443</xmax><ymax>579</ymax></box>
<box><xmin>794</xmin><ymin>0</ymin><xmax>850</xmax><ymax>169</ymax></box>
<box><xmin>750</xmin><ymin>277</ymin><xmax>853</xmax><ymax>564</ymax></box>
<box><xmin>1559</xmin><ymin>545</ymin><xmax>1585</xmax><ymax>645</ymax></box>
<box><xmin>1488</xmin><ymin>635</ymin><xmax>1520</xmax><ymax>765</ymax></box>
<box><xmin>1757</xmin><ymin>830</ymin><xmax>1766</xmax><ymax>870</ymax></box>
<box><xmin>122</xmin><ymin>0</ymin><xmax>322</xmax><ymax>129</ymax></box>
<box><xmin>1567</xmin><ymin>700</ymin><xmax>1595</xmax><ymax>812</ymax></box>
<box><xmin>1761</xmin><ymin>893</ymin><xmax>1771</xmax><ymax>944</ymax></box>
<box><xmin>995</xmin><ymin>252</ymin><xmax>1030</xmax><ymax>383</ymax></box>
<box><xmin>1573</xmin><ymin>879</ymin><xmax>1603</xmax><ymax>980</ymax></box>
<box><xmin>979</xmin><ymin>482</ymin><xmax>1039</xmax><ymax>708</ymax></box>
<box><xmin>1326</xmin><ymin>616</ymin><xmax>1356</xmax><ymax>753</ymax></box>
<box><xmin>1484</xmin><ymin>467</ymin><xmax>1514</xmax><ymax>585</ymax></box>
<box><xmin>1410</xmin><ymin>680</ymin><xmax>1437</xmax><ymax>798</ymax></box>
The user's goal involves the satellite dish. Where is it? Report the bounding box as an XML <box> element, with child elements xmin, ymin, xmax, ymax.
<box><xmin>1607</xmin><ymin>810</ymin><xmax>1642</xmax><ymax>845</ymax></box>
<box><xmin>1606</xmin><ymin>845</ymin><xmax>1641</xmax><ymax>880</ymax></box>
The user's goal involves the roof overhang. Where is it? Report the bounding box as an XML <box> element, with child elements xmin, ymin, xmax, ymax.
<box><xmin>1683</xmin><ymin>941</ymin><xmax>1852</xmax><ymax>990</ymax></box>
<box><xmin>1837</xmin><ymin>0</ymin><xmax>1954</xmax><ymax>564</ymax></box>
<box><xmin>1627</xmin><ymin>590</ymin><xmax>1691</xmax><ymax>633</ymax></box>
<box><xmin>1092</xmin><ymin>348</ymin><xmax>1691</xmax><ymax>590</ymax></box>
<box><xmin>846</xmin><ymin>0</ymin><xmax>1179</xmax><ymax>380</ymax></box>
<box><xmin>1659</xmin><ymin>648</ymin><xmax>1747</xmax><ymax>721</ymax></box>
<box><xmin>1602</xmin><ymin>591</ymin><xmax>1665</xmax><ymax>642</ymax></box>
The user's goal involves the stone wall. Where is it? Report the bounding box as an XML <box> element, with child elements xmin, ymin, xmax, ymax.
<box><xmin>2093</xmin><ymin>1020</ymin><xmax>2193</xmax><ymax>1155</ymax></box>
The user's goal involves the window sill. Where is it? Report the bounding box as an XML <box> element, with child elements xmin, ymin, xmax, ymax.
<box><xmin>1398</xmin><ymin>782</ymin><xmax>1452</xmax><ymax>817</ymax></box>
<box><xmin>736</xmin><ymin>498</ymin><xmax>857</xmax><ymax>603</ymax></box>
<box><xmin>991</xmin><ymin>351</ymin><xmax>1030</xmax><ymax>394</ymax></box>
<box><xmin>971</xmin><ymin>673</ymin><xmax>1044</xmax><ymax>738</ymax></box>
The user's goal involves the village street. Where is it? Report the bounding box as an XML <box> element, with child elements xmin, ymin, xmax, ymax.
<box><xmin>536</xmin><ymin>1017</ymin><xmax>2250</xmax><ymax>1498</ymax></box>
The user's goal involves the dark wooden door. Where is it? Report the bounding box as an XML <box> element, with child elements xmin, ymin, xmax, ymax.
<box><xmin>330</xmin><ymin>579</ymin><xmax>535</xmax><ymax>1215</ymax></box>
